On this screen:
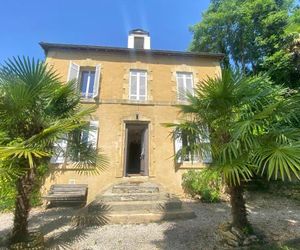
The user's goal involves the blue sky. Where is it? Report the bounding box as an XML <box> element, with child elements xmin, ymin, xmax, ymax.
<box><xmin>0</xmin><ymin>0</ymin><xmax>210</xmax><ymax>63</ymax></box>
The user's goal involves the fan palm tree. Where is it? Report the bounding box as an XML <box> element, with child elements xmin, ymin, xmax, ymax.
<box><xmin>0</xmin><ymin>57</ymin><xmax>107</xmax><ymax>244</ymax></box>
<box><xmin>170</xmin><ymin>70</ymin><xmax>300</xmax><ymax>231</ymax></box>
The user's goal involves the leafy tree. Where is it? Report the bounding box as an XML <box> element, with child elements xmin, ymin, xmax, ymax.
<box><xmin>0</xmin><ymin>57</ymin><xmax>107</xmax><ymax>244</ymax></box>
<box><xmin>169</xmin><ymin>71</ymin><xmax>300</xmax><ymax>230</ymax></box>
<box><xmin>190</xmin><ymin>0</ymin><xmax>300</xmax><ymax>88</ymax></box>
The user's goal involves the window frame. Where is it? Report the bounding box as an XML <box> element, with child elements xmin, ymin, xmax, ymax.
<box><xmin>79</xmin><ymin>69</ymin><xmax>96</xmax><ymax>99</ymax></box>
<box><xmin>134</xmin><ymin>37</ymin><xmax>145</xmax><ymax>49</ymax></box>
<box><xmin>50</xmin><ymin>120</ymin><xmax>99</xmax><ymax>164</ymax></box>
<box><xmin>174</xmin><ymin>129</ymin><xmax>212</xmax><ymax>164</ymax></box>
<box><xmin>129</xmin><ymin>69</ymin><xmax>148</xmax><ymax>101</ymax></box>
<box><xmin>181</xmin><ymin>132</ymin><xmax>200</xmax><ymax>163</ymax></box>
<box><xmin>176</xmin><ymin>72</ymin><xmax>194</xmax><ymax>101</ymax></box>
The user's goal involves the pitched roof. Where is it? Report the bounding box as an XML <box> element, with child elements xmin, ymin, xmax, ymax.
<box><xmin>39</xmin><ymin>42</ymin><xmax>224</xmax><ymax>60</ymax></box>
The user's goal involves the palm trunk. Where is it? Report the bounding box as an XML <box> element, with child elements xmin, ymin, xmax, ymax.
<box><xmin>11</xmin><ymin>170</ymin><xmax>35</xmax><ymax>244</ymax></box>
<box><xmin>227</xmin><ymin>184</ymin><xmax>249</xmax><ymax>230</ymax></box>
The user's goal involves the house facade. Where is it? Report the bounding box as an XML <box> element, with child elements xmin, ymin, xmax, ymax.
<box><xmin>41</xmin><ymin>29</ymin><xmax>223</xmax><ymax>201</ymax></box>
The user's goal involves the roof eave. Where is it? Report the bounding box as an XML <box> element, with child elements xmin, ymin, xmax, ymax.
<box><xmin>39</xmin><ymin>42</ymin><xmax>224</xmax><ymax>59</ymax></box>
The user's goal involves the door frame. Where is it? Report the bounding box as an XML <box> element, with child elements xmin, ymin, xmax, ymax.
<box><xmin>123</xmin><ymin>121</ymin><xmax>149</xmax><ymax>177</ymax></box>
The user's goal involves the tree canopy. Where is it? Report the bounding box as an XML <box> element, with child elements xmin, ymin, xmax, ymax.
<box><xmin>190</xmin><ymin>0</ymin><xmax>300</xmax><ymax>88</ymax></box>
<box><xmin>169</xmin><ymin>70</ymin><xmax>300</xmax><ymax>229</ymax></box>
<box><xmin>0</xmin><ymin>57</ymin><xmax>107</xmax><ymax>244</ymax></box>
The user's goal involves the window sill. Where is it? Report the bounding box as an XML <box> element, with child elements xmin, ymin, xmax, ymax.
<box><xmin>80</xmin><ymin>98</ymin><xmax>98</xmax><ymax>103</ymax></box>
<box><xmin>176</xmin><ymin>161</ymin><xmax>211</xmax><ymax>169</ymax></box>
<box><xmin>176</xmin><ymin>100</ymin><xmax>190</xmax><ymax>104</ymax></box>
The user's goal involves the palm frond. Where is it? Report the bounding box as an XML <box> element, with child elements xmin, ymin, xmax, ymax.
<box><xmin>252</xmin><ymin>142</ymin><xmax>300</xmax><ymax>181</ymax></box>
<box><xmin>216</xmin><ymin>161</ymin><xmax>254</xmax><ymax>186</ymax></box>
<box><xmin>0</xmin><ymin>145</ymin><xmax>49</xmax><ymax>168</ymax></box>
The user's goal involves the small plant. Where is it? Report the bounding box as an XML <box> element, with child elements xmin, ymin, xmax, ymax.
<box><xmin>182</xmin><ymin>169</ymin><xmax>222</xmax><ymax>202</ymax></box>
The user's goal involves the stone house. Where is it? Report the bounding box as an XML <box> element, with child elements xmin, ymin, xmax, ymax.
<box><xmin>41</xmin><ymin>29</ymin><xmax>223</xmax><ymax>202</ymax></box>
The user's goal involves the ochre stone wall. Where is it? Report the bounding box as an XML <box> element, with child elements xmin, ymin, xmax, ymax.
<box><xmin>42</xmin><ymin>48</ymin><xmax>222</xmax><ymax>202</ymax></box>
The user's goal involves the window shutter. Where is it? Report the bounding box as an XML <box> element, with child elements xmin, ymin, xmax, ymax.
<box><xmin>93</xmin><ymin>65</ymin><xmax>101</xmax><ymax>98</ymax></box>
<box><xmin>130</xmin><ymin>71</ymin><xmax>137</xmax><ymax>100</ymax></box>
<box><xmin>174</xmin><ymin>132</ymin><xmax>183</xmax><ymax>163</ymax></box>
<box><xmin>67</xmin><ymin>62</ymin><xmax>80</xmax><ymax>81</ymax></box>
<box><xmin>176</xmin><ymin>74</ymin><xmax>185</xmax><ymax>101</ymax></box>
<box><xmin>88</xmin><ymin>121</ymin><xmax>99</xmax><ymax>149</ymax></box>
<box><xmin>139</xmin><ymin>72</ymin><xmax>147</xmax><ymax>100</ymax></box>
<box><xmin>185</xmin><ymin>75</ymin><xmax>193</xmax><ymax>96</ymax></box>
<box><xmin>50</xmin><ymin>137</ymin><xmax>68</xmax><ymax>164</ymax></box>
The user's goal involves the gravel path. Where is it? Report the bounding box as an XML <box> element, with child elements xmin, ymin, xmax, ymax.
<box><xmin>0</xmin><ymin>193</ymin><xmax>299</xmax><ymax>250</ymax></box>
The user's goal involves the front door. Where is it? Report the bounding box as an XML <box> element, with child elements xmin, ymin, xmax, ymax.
<box><xmin>124</xmin><ymin>123</ymin><xmax>148</xmax><ymax>176</ymax></box>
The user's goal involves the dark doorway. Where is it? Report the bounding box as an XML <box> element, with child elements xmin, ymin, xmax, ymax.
<box><xmin>124</xmin><ymin>123</ymin><xmax>148</xmax><ymax>176</ymax></box>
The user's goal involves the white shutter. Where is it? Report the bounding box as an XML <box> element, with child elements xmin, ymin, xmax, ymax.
<box><xmin>139</xmin><ymin>72</ymin><xmax>147</xmax><ymax>100</ymax></box>
<box><xmin>88</xmin><ymin>121</ymin><xmax>99</xmax><ymax>149</ymax></box>
<box><xmin>129</xmin><ymin>71</ymin><xmax>137</xmax><ymax>100</ymax></box>
<box><xmin>176</xmin><ymin>74</ymin><xmax>185</xmax><ymax>101</ymax></box>
<box><xmin>67</xmin><ymin>62</ymin><xmax>80</xmax><ymax>81</ymax></box>
<box><xmin>174</xmin><ymin>132</ymin><xmax>183</xmax><ymax>163</ymax></box>
<box><xmin>185</xmin><ymin>75</ymin><xmax>193</xmax><ymax>96</ymax></box>
<box><xmin>93</xmin><ymin>65</ymin><xmax>101</xmax><ymax>98</ymax></box>
<box><xmin>50</xmin><ymin>137</ymin><xmax>68</xmax><ymax>164</ymax></box>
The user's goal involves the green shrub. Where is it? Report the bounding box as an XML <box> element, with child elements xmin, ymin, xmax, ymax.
<box><xmin>0</xmin><ymin>181</ymin><xmax>42</xmax><ymax>212</ymax></box>
<box><xmin>0</xmin><ymin>164</ymin><xmax>47</xmax><ymax>212</ymax></box>
<box><xmin>182</xmin><ymin>170</ymin><xmax>222</xmax><ymax>202</ymax></box>
<box><xmin>0</xmin><ymin>181</ymin><xmax>16</xmax><ymax>211</ymax></box>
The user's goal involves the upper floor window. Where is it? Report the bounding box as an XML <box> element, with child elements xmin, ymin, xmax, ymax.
<box><xmin>80</xmin><ymin>70</ymin><xmax>95</xmax><ymax>99</ymax></box>
<box><xmin>129</xmin><ymin>70</ymin><xmax>147</xmax><ymax>101</ymax></box>
<box><xmin>176</xmin><ymin>72</ymin><xmax>194</xmax><ymax>101</ymax></box>
<box><xmin>67</xmin><ymin>62</ymin><xmax>101</xmax><ymax>99</ymax></box>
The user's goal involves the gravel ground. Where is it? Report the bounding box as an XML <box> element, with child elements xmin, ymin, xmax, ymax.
<box><xmin>0</xmin><ymin>193</ymin><xmax>299</xmax><ymax>250</ymax></box>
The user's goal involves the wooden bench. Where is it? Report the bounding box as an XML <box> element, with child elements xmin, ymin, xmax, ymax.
<box><xmin>43</xmin><ymin>184</ymin><xmax>88</xmax><ymax>208</ymax></box>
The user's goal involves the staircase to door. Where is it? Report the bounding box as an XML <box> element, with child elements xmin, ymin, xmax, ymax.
<box><xmin>77</xmin><ymin>180</ymin><xmax>196</xmax><ymax>225</ymax></box>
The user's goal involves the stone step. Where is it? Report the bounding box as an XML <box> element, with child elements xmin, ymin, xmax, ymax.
<box><xmin>112</xmin><ymin>184</ymin><xmax>159</xmax><ymax>194</ymax></box>
<box><xmin>81</xmin><ymin>181</ymin><xmax>197</xmax><ymax>225</ymax></box>
<box><xmin>107</xmin><ymin>209</ymin><xmax>196</xmax><ymax>224</ymax></box>
<box><xmin>97</xmin><ymin>192</ymin><xmax>171</xmax><ymax>202</ymax></box>
<box><xmin>87</xmin><ymin>199</ymin><xmax>183</xmax><ymax>213</ymax></box>
<box><xmin>81</xmin><ymin>207</ymin><xmax>196</xmax><ymax>225</ymax></box>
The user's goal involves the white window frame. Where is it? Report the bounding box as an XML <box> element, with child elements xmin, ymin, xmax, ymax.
<box><xmin>80</xmin><ymin>70</ymin><xmax>95</xmax><ymax>99</ymax></box>
<box><xmin>67</xmin><ymin>61</ymin><xmax>101</xmax><ymax>99</ymax></box>
<box><xmin>129</xmin><ymin>69</ymin><xmax>148</xmax><ymax>101</ymax></box>
<box><xmin>50</xmin><ymin>120</ymin><xmax>99</xmax><ymax>164</ymax></box>
<box><xmin>176</xmin><ymin>72</ymin><xmax>194</xmax><ymax>101</ymax></box>
<box><xmin>174</xmin><ymin>129</ymin><xmax>212</xmax><ymax>164</ymax></box>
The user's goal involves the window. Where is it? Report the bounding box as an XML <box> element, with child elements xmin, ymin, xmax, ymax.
<box><xmin>50</xmin><ymin>121</ymin><xmax>99</xmax><ymax>164</ymax></box>
<box><xmin>175</xmin><ymin>132</ymin><xmax>200</xmax><ymax>163</ymax></box>
<box><xmin>67</xmin><ymin>62</ymin><xmax>101</xmax><ymax>99</ymax></box>
<box><xmin>129</xmin><ymin>70</ymin><xmax>147</xmax><ymax>101</ymax></box>
<box><xmin>80</xmin><ymin>70</ymin><xmax>95</xmax><ymax>98</ymax></box>
<box><xmin>174</xmin><ymin>128</ymin><xmax>212</xmax><ymax>164</ymax></box>
<box><xmin>134</xmin><ymin>37</ymin><xmax>144</xmax><ymax>49</ymax></box>
<box><xmin>176</xmin><ymin>72</ymin><xmax>194</xmax><ymax>101</ymax></box>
